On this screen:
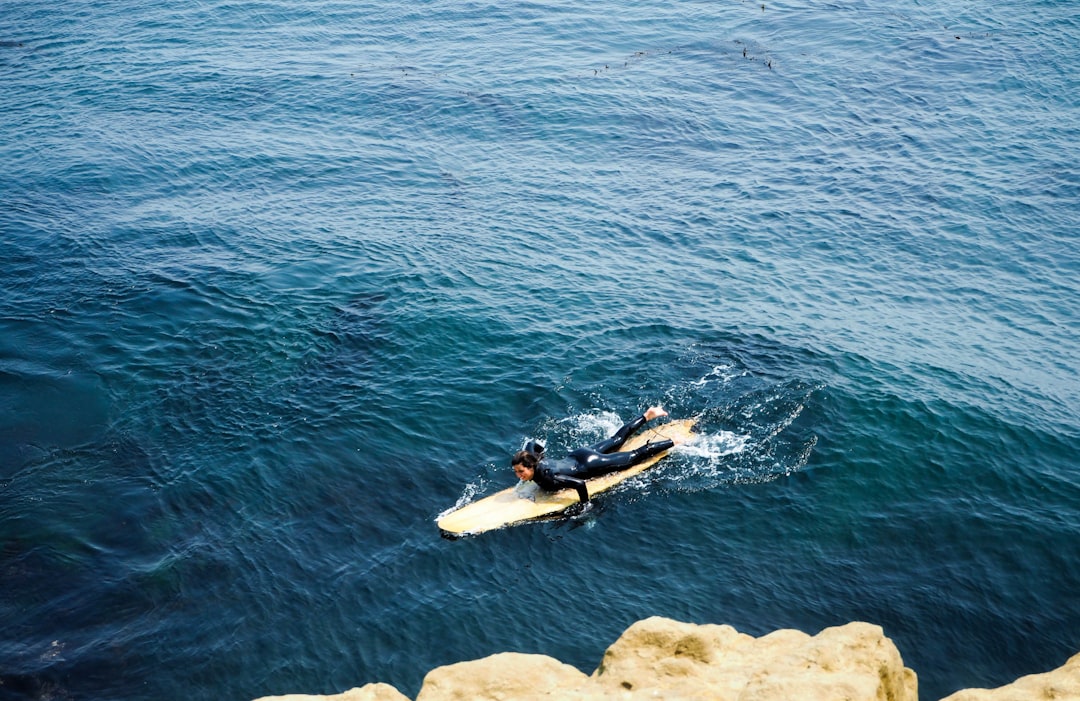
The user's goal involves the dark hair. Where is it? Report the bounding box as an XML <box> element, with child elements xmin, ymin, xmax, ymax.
<box><xmin>511</xmin><ymin>449</ymin><xmax>540</xmax><ymax>469</ymax></box>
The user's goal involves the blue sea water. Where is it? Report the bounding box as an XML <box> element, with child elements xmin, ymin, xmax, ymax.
<box><xmin>2</xmin><ymin>0</ymin><xmax>1078</xmax><ymax>699</ymax></box>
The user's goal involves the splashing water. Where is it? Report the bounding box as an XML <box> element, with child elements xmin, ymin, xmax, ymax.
<box><xmin>677</xmin><ymin>429</ymin><xmax>751</xmax><ymax>463</ymax></box>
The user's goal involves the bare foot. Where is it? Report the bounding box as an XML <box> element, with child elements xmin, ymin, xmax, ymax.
<box><xmin>644</xmin><ymin>406</ymin><xmax>668</xmax><ymax>421</ymax></box>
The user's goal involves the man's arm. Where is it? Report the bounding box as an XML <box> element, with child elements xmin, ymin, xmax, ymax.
<box><xmin>552</xmin><ymin>474</ymin><xmax>590</xmax><ymax>504</ymax></box>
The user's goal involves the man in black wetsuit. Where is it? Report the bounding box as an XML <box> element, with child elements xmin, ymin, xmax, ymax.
<box><xmin>511</xmin><ymin>406</ymin><xmax>677</xmax><ymax>505</ymax></box>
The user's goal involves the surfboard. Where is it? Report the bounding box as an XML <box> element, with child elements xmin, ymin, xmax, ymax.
<box><xmin>437</xmin><ymin>418</ymin><xmax>697</xmax><ymax>537</ymax></box>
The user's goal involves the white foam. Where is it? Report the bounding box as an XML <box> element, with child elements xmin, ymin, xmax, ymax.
<box><xmin>691</xmin><ymin>364</ymin><xmax>744</xmax><ymax>387</ymax></box>
<box><xmin>678</xmin><ymin>429</ymin><xmax>750</xmax><ymax>462</ymax></box>
<box><xmin>559</xmin><ymin>410</ymin><xmax>624</xmax><ymax>442</ymax></box>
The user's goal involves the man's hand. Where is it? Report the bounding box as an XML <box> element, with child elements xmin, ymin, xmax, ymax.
<box><xmin>644</xmin><ymin>406</ymin><xmax>668</xmax><ymax>421</ymax></box>
<box><xmin>567</xmin><ymin>500</ymin><xmax>594</xmax><ymax>518</ymax></box>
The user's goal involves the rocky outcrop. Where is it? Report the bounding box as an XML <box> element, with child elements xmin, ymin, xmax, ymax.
<box><xmin>254</xmin><ymin>617</ymin><xmax>1080</xmax><ymax>701</ymax></box>
<box><xmin>257</xmin><ymin>682</ymin><xmax>408</xmax><ymax>699</ymax></box>
<box><xmin>589</xmin><ymin>617</ymin><xmax>916</xmax><ymax>701</ymax></box>
<box><xmin>939</xmin><ymin>651</ymin><xmax>1080</xmax><ymax>701</ymax></box>
<box><xmin>257</xmin><ymin>683</ymin><xmax>410</xmax><ymax>701</ymax></box>
<box><xmin>417</xmin><ymin>652</ymin><xmax>590</xmax><ymax>700</ymax></box>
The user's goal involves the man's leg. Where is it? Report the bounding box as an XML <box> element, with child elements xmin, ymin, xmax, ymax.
<box><xmin>572</xmin><ymin>439</ymin><xmax>675</xmax><ymax>479</ymax></box>
<box><xmin>588</xmin><ymin>414</ymin><xmax>648</xmax><ymax>454</ymax></box>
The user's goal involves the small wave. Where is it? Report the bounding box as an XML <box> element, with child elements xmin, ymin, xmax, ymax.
<box><xmin>438</xmin><ymin>479</ymin><xmax>488</xmax><ymax>518</ymax></box>
<box><xmin>690</xmin><ymin>364</ymin><xmax>746</xmax><ymax>387</ymax></box>
<box><xmin>39</xmin><ymin>640</ymin><xmax>65</xmax><ymax>663</ymax></box>
<box><xmin>557</xmin><ymin>410</ymin><xmax>625</xmax><ymax>444</ymax></box>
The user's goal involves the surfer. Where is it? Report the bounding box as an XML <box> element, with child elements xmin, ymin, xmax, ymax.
<box><xmin>511</xmin><ymin>406</ymin><xmax>679</xmax><ymax>506</ymax></box>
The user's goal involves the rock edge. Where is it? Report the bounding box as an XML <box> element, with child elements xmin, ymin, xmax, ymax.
<box><xmin>254</xmin><ymin>616</ymin><xmax>1080</xmax><ymax>701</ymax></box>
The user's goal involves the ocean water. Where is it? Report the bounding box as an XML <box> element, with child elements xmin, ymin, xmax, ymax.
<box><xmin>1</xmin><ymin>0</ymin><xmax>1078</xmax><ymax>699</ymax></box>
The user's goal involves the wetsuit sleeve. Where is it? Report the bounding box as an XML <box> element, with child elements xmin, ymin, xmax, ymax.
<box><xmin>551</xmin><ymin>474</ymin><xmax>591</xmax><ymax>503</ymax></box>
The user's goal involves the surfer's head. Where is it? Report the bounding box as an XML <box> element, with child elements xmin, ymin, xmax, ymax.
<box><xmin>511</xmin><ymin>448</ymin><xmax>540</xmax><ymax>481</ymax></box>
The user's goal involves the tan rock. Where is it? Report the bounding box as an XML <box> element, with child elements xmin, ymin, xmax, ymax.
<box><xmin>415</xmin><ymin>651</ymin><xmax>590</xmax><ymax>701</ymax></box>
<box><xmin>592</xmin><ymin>616</ymin><xmax>756</xmax><ymax>699</ymax></box>
<box><xmin>592</xmin><ymin>616</ymin><xmax>917</xmax><ymax>701</ymax></box>
<box><xmin>253</xmin><ymin>682</ymin><xmax>410</xmax><ymax>701</ymax></box>
<box><xmin>939</xmin><ymin>651</ymin><xmax>1080</xmax><ymax>701</ymax></box>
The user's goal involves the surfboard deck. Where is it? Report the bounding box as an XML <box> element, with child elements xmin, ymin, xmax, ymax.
<box><xmin>437</xmin><ymin>418</ymin><xmax>697</xmax><ymax>537</ymax></box>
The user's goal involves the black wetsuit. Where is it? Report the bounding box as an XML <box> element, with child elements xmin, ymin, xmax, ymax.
<box><xmin>531</xmin><ymin>414</ymin><xmax>675</xmax><ymax>504</ymax></box>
